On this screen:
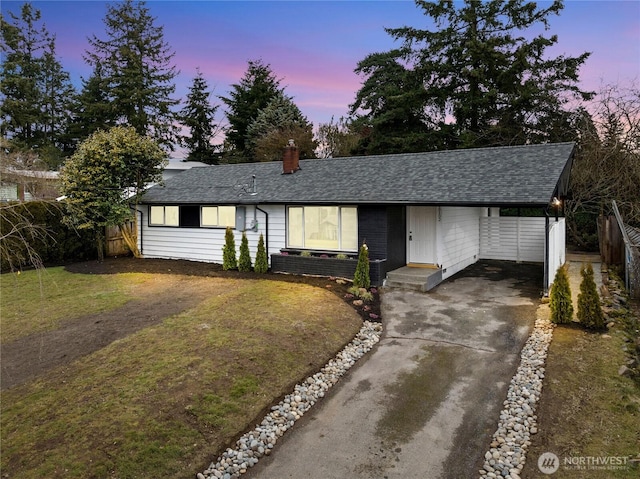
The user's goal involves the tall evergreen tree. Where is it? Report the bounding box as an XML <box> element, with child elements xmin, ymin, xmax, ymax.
<box><xmin>220</xmin><ymin>59</ymin><xmax>282</xmax><ymax>161</ymax></box>
<box><xmin>40</xmin><ymin>38</ymin><xmax>76</xmax><ymax>165</ymax></box>
<box><xmin>85</xmin><ymin>0</ymin><xmax>179</xmax><ymax>149</ymax></box>
<box><xmin>1</xmin><ymin>3</ymin><xmax>75</xmax><ymax>168</ymax></box>
<box><xmin>247</xmin><ymin>92</ymin><xmax>317</xmax><ymax>161</ymax></box>
<box><xmin>68</xmin><ymin>64</ymin><xmax>116</xmax><ymax>146</ymax></box>
<box><xmin>179</xmin><ymin>70</ymin><xmax>220</xmax><ymax>164</ymax></box>
<box><xmin>352</xmin><ymin>0</ymin><xmax>592</xmax><ymax>152</ymax></box>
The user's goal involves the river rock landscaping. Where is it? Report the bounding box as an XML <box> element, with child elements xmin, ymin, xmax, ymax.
<box><xmin>197</xmin><ymin>320</ymin><xmax>383</xmax><ymax>479</ymax></box>
<box><xmin>479</xmin><ymin>308</ymin><xmax>554</xmax><ymax>479</ymax></box>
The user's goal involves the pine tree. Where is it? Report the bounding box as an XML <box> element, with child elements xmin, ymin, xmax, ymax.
<box><xmin>1</xmin><ymin>3</ymin><xmax>75</xmax><ymax>165</ymax></box>
<box><xmin>220</xmin><ymin>59</ymin><xmax>282</xmax><ymax>161</ymax></box>
<box><xmin>549</xmin><ymin>265</ymin><xmax>574</xmax><ymax>325</ymax></box>
<box><xmin>238</xmin><ymin>232</ymin><xmax>252</xmax><ymax>272</ymax></box>
<box><xmin>353</xmin><ymin>243</ymin><xmax>371</xmax><ymax>289</ymax></box>
<box><xmin>222</xmin><ymin>227</ymin><xmax>237</xmax><ymax>270</ymax></box>
<box><xmin>352</xmin><ymin>0</ymin><xmax>592</xmax><ymax>151</ymax></box>
<box><xmin>179</xmin><ymin>70</ymin><xmax>220</xmax><ymax>164</ymax></box>
<box><xmin>86</xmin><ymin>0</ymin><xmax>179</xmax><ymax>149</ymax></box>
<box><xmin>577</xmin><ymin>263</ymin><xmax>605</xmax><ymax>330</ymax></box>
<box><xmin>68</xmin><ymin>64</ymin><xmax>115</xmax><ymax>146</ymax></box>
<box><xmin>254</xmin><ymin>233</ymin><xmax>269</xmax><ymax>273</ymax></box>
<box><xmin>246</xmin><ymin>92</ymin><xmax>317</xmax><ymax>161</ymax></box>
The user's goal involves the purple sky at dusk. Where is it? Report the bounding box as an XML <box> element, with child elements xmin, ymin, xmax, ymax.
<box><xmin>3</xmin><ymin>0</ymin><xmax>640</xmax><ymax>144</ymax></box>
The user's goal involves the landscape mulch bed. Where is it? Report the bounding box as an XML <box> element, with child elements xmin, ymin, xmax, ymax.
<box><xmin>65</xmin><ymin>256</ymin><xmax>382</xmax><ymax>322</ymax></box>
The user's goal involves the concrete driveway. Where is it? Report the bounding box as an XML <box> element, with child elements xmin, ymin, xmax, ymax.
<box><xmin>246</xmin><ymin>261</ymin><xmax>543</xmax><ymax>479</ymax></box>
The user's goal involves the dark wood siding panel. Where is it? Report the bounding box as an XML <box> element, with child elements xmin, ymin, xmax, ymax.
<box><xmin>386</xmin><ymin>206</ymin><xmax>406</xmax><ymax>271</ymax></box>
<box><xmin>357</xmin><ymin>206</ymin><xmax>387</xmax><ymax>260</ymax></box>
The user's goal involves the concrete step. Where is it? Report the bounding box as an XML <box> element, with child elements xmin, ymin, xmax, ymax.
<box><xmin>386</xmin><ymin>271</ymin><xmax>430</xmax><ymax>282</ymax></box>
<box><xmin>385</xmin><ymin>279</ymin><xmax>428</xmax><ymax>292</ymax></box>
<box><xmin>385</xmin><ymin>267</ymin><xmax>443</xmax><ymax>292</ymax></box>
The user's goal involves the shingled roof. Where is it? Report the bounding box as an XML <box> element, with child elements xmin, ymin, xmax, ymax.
<box><xmin>141</xmin><ymin>142</ymin><xmax>575</xmax><ymax>207</ymax></box>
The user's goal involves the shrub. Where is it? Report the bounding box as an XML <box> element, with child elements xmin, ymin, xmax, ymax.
<box><xmin>238</xmin><ymin>232</ymin><xmax>252</xmax><ymax>272</ymax></box>
<box><xmin>300</xmin><ymin>250</ymin><xmax>312</xmax><ymax>257</ymax></box>
<box><xmin>336</xmin><ymin>253</ymin><xmax>348</xmax><ymax>260</ymax></box>
<box><xmin>222</xmin><ymin>227</ymin><xmax>237</xmax><ymax>270</ymax></box>
<box><xmin>353</xmin><ymin>243</ymin><xmax>370</xmax><ymax>289</ymax></box>
<box><xmin>549</xmin><ymin>265</ymin><xmax>573</xmax><ymax>324</ymax></box>
<box><xmin>1</xmin><ymin>201</ymin><xmax>97</xmax><ymax>271</ymax></box>
<box><xmin>347</xmin><ymin>285</ymin><xmax>374</xmax><ymax>302</ymax></box>
<box><xmin>254</xmin><ymin>234</ymin><xmax>268</xmax><ymax>273</ymax></box>
<box><xmin>577</xmin><ymin>262</ymin><xmax>605</xmax><ymax>330</ymax></box>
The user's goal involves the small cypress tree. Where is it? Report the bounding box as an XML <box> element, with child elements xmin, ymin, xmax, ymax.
<box><xmin>254</xmin><ymin>233</ymin><xmax>269</xmax><ymax>273</ymax></box>
<box><xmin>550</xmin><ymin>265</ymin><xmax>573</xmax><ymax>324</ymax></box>
<box><xmin>353</xmin><ymin>243</ymin><xmax>370</xmax><ymax>289</ymax></box>
<box><xmin>238</xmin><ymin>232</ymin><xmax>252</xmax><ymax>272</ymax></box>
<box><xmin>577</xmin><ymin>262</ymin><xmax>605</xmax><ymax>330</ymax></box>
<box><xmin>222</xmin><ymin>227</ymin><xmax>237</xmax><ymax>270</ymax></box>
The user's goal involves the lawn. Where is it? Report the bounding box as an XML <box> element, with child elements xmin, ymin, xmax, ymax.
<box><xmin>522</xmin><ymin>297</ymin><xmax>640</xmax><ymax>478</ymax></box>
<box><xmin>1</xmin><ymin>265</ymin><xmax>363</xmax><ymax>479</ymax></box>
<box><xmin>0</xmin><ymin>267</ymin><xmax>152</xmax><ymax>342</ymax></box>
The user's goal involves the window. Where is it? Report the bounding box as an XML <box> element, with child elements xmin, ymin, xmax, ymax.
<box><xmin>287</xmin><ymin>206</ymin><xmax>358</xmax><ymax>251</ymax></box>
<box><xmin>149</xmin><ymin>205</ymin><xmax>236</xmax><ymax>228</ymax></box>
<box><xmin>201</xmin><ymin>206</ymin><xmax>236</xmax><ymax>228</ymax></box>
<box><xmin>150</xmin><ymin>206</ymin><xmax>179</xmax><ymax>226</ymax></box>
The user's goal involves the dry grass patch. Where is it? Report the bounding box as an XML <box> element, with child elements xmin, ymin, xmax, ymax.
<box><xmin>1</xmin><ymin>273</ymin><xmax>362</xmax><ymax>479</ymax></box>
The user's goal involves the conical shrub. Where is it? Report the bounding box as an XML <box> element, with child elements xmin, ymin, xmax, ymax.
<box><xmin>238</xmin><ymin>232</ymin><xmax>252</xmax><ymax>272</ymax></box>
<box><xmin>550</xmin><ymin>265</ymin><xmax>573</xmax><ymax>324</ymax></box>
<box><xmin>222</xmin><ymin>227</ymin><xmax>237</xmax><ymax>270</ymax></box>
<box><xmin>577</xmin><ymin>262</ymin><xmax>605</xmax><ymax>330</ymax></box>
<box><xmin>353</xmin><ymin>243</ymin><xmax>370</xmax><ymax>289</ymax></box>
<box><xmin>254</xmin><ymin>234</ymin><xmax>269</xmax><ymax>274</ymax></box>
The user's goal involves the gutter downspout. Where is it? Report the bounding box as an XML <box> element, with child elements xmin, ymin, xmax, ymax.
<box><xmin>137</xmin><ymin>208</ymin><xmax>144</xmax><ymax>255</ymax></box>
<box><xmin>256</xmin><ymin>206</ymin><xmax>269</xmax><ymax>260</ymax></box>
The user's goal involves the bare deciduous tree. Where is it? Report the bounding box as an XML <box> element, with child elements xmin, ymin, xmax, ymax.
<box><xmin>566</xmin><ymin>83</ymin><xmax>640</xmax><ymax>248</ymax></box>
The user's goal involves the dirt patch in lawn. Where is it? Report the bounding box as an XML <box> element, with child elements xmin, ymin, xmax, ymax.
<box><xmin>1</xmin><ymin>257</ymin><xmax>380</xmax><ymax>391</ymax></box>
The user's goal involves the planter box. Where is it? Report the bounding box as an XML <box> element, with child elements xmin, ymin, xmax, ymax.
<box><xmin>270</xmin><ymin>254</ymin><xmax>386</xmax><ymax>286</ymax></box>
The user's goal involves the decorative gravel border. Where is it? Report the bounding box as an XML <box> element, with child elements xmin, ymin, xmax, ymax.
<box><xmin>197</xmin><ymin>320</ymin><xmax>383</xmax><ymax>479</ymax></box>
<box><xmin>479</xmin><ymin>311</ymin><xmax>554</xmax><ymax>479</ymax></box>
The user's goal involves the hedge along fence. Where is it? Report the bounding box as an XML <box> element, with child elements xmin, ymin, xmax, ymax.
<box><xmin>0</xmin><ymin>201</ymin><xmax>97</xmax><ymax>271</ymax></box>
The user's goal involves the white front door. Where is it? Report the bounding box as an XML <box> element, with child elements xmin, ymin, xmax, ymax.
<box><xmin>408</xmin><ymin>206</ymin><xmax>437</xmax><ymax>264</ymax></box>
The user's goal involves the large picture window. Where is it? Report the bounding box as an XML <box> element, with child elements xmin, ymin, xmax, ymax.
<box><xmin>287</xmin><ymin>206</ymin><xmax>358</xmax><ymax>251</ymax></box>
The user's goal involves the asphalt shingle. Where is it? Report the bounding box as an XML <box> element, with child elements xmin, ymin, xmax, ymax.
<box><xmin>141</xmin><ymin>142</ymin><xmax>575</xmax><ymax>206</ymax></box>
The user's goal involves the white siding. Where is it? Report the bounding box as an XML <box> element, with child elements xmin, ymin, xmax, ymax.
<box><xmin>0</xmin><ymin>184</ymin><xmax>18</xmax><ymax>202</ymax></box>
<box><xmin>480</xmin><ymin>217</ymin><xmax>546</xmax><ymax>262</ymax></box>
<box><xmin>547</xmin><ymin>218</ymin><xmax>566</xmax><ymax>289</ymax></box>
<box><xmin>139</xmin><ymin>205</ymin><xmax>286</xmax><ymax>265</ymax></box>
<box><xmin>437</xmin><ymin>206</ymin><xmax>482</xmax><ymax>280</ymax></box>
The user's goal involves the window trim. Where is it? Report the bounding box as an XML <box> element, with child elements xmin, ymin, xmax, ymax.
<box><xmin>149</xmin><ymin>205</ymin><xmax>179</xmax><ymax>227</ymax></box>
<box><xmin>200</xmin><ymin>205</ymin><xmax>236</xmax><ymax>229</ymax></box>
<box><xmin>148</xmin><ymin>205</ymin><xmax>237</xmax><ymax>229</ymax></box>
<box><xmin>286</xmin><ymin>205</ymin><xmax>358</xmax><ymax>252</ymax></box>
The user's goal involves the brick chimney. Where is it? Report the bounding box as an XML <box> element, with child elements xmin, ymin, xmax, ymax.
<box><xmin>282</xmin><ymin>139</ymin><xmax>300</xmax><ymax>174</ymax></box>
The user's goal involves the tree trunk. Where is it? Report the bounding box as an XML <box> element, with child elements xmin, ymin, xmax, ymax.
<box><xmin>119</xmin><ymin>217</ymin><xmax>142</xmax><ymax>258</ymax></box>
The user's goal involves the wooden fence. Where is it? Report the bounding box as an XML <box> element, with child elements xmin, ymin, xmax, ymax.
<box><xmin>599</xmin><ymin>202</ymin><xmax>640</xmax><ymax>298</ymax></box>
<box><xmin>105</xmin><ymin>224</ymin><xmax>130</xmax><ymax>257</ymax></box>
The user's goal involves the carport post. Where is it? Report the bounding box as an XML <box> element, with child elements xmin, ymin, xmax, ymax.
<box><xmin>544</xmin><ymin>210</ymin><xmax>550</xmax><ymax>296</ymax></box>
